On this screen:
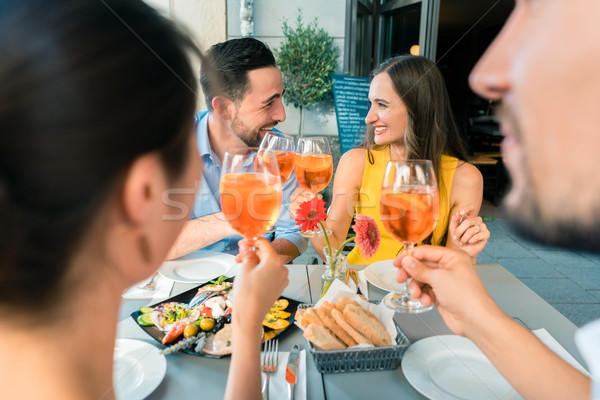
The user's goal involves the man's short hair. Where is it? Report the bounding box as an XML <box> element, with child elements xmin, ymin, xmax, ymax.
<box><xmin>200</xmin><ymin>37</ymin><xmax>277</xmax><ymax>111</ymax></box>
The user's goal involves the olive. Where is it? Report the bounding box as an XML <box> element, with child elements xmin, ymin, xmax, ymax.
<box><xmin>217</xmin><ymin>316</ymin><xmax>225</xmax><ymax>324</ymax></box>
<box><xmin>199</xmin><ymin>318</ymin><xmax>215</xmax><ymax>332</ymax></box>
<box><xmin>225</xmin><ymin>314</ymin><xmax>232</xmax><ymax>323</ymax></box>
<box><xmin>183</xmin><ymin>324</ymin><xmax>199</xmax><ymax>338</ymax></box>
<box><xmin>212</xmin><ymin>322</ymin><xmax>225</xmax><ymax>333</ymax></box>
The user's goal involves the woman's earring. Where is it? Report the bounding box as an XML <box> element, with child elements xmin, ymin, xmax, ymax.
<box><xmin>138</xmin><ymin>235</ymin><xmax>152</xmax><ymax>264</ymax></box>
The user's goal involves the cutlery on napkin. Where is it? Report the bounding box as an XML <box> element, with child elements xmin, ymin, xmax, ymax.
<box><xmin>347</xmin><ymin>269</ymin><xmax>369</xmax><ymax>300</ymax></box>
<box><xmin>122</xmin><ymin>274</ymin><xmax>174</xmax><ymax>303</ymax></box>
<box><xmin>261</xmin><ymin>350</ymin><xmax>307</xmax><ymax>400</ymax></box>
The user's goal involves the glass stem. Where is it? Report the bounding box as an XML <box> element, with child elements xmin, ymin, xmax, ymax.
<box><xmin>403</xmin><ymin>241</ymin><xmax>415</xmax><ymax>287</ymax></box>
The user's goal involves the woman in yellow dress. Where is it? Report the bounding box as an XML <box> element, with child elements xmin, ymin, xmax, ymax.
<box><xmin>295</xmin><ymin>55</ymin><xmax>490</xmax><ymax>264</ymax></box>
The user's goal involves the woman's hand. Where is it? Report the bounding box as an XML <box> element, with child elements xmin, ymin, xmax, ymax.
<box><xmin>288</xmin><ymin>187</ymin><xmax>321</xmax><ymax>219</ymax></box>
<box><xmin>232</xmin><ymin>238</ymin><xmax>289</xmax><ymax>336</ymax></box>
<box><xmin>393</xmin><ymin>246</ymin><xmax>500</xmax><ymax>337</ymax></box>
<box><xmin>448</xmin><ymin>205</ymin><xmax>490</xmax><ymax>257</ymax></box>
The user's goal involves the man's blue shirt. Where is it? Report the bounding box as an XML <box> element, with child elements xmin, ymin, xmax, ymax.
<box><xmin>190</xmin><ymin>110</ymin><xmax>308</xmax><ymax>256</ymax></box>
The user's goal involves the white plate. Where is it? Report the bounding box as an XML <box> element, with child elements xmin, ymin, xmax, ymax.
<box><xmin>363</xmin><ymin>259</ymin><xmax>406</xmax><ymax>293</ymax></box>
<box><xmin>113</xmin><ymin>339</ymin><xmax>167</xmax><ymax>400</ymax></box>
<box><xmin>158</xmin><ymin>251</ymin><xmax>237</xmax><ymax>283</ymax></box>
<box><xmin>402</xmin><ymin>335</ymin><xmax>522</xmax><ymax>400</ymax></box>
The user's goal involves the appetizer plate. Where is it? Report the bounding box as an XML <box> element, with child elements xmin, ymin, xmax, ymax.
<box><xmin>363</xmin><ymin>260</ymin><xmax>406</xmax><ymax>293</ymax></box>
<box><xmin>113</xmin><ymin>339</ymin><xmax>166</xmax><ymax>400</ymax></box>
<box><xmin>158</xmin><ymin>251</ymin><xmax>237</xmax><ymax>283</ymax></box>
<box><xmin>402</xmin><ymin>335</ymin><xmax>522</xmax><ymax>400</ymax></box>
<box><xmin>131</xmin><ymin>277</ymin><xmax>300</xmax><ymax>358</ymax></box>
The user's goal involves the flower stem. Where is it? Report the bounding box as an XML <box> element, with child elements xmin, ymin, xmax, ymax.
<box><xmin>319</xmin><ymin>221</ymin><xmax>333</xmax><ymax>258</ymax></box>
<box><xmin>319</xmin><ymin>280</ymin><xmax>332</xmax><ymax>299</ymax></box>
<box><xmin>335</xmin><ymin>236</ymin><xmax>356</xmax><ymax>258</ymax></box>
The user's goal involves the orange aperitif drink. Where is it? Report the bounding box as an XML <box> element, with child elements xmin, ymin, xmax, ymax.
<box><xmin>294</xmin><ymin>154</ymin><xmax>333</xmax><ymax>193</ymax></box>
<box><xmin>380</xmin><ymin>190</ymin><xmax>435</xmax><ymax>244</ymax></box>
<box><xmin>257</xmin><ymin>150</ymin><xmax>295</xmax><ymax>183</ymax></box>
<box><xmin>379</xmin><ymin>160</ymin><xmax>438</xmax><ymax>313</ymax></box>
<box><xmin>220</xmin><ymin>173</ymin><xmax>282</xmax><ymax>240</ymax></box>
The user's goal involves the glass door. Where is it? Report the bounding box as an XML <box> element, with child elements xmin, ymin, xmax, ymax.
<box><xmin>375</xmin><ymin>0</ymin><xmax>439</xmax><ymax>65</ymax></box>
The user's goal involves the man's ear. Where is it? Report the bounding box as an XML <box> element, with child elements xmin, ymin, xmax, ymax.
<box><xmin>212</xmin><ymin>96</ymin><xmax>235</xmax><ymax>120</ymax></box>
<box><xmin>121</xmin><ymin>152</ymin><xmax>162</xmax><ymax>226</ymax></box>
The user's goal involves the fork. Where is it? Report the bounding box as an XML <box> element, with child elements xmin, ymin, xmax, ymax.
<box><xmin>261</xmin><ymin>339</ymin><xmax>279</xmax><ymax>400</ymax></box>
<box><xmin>136</xmin><ymin>272</ymin><xmax>159</xmax><ymax>290</ymax></box>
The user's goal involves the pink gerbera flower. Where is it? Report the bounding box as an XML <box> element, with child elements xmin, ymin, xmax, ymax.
<box><xmin>352</xmin><ymin>214</ymin><xmax>380</xmax><ymax>259</ymax></box>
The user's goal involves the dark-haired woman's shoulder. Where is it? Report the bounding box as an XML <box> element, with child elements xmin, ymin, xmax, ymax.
<box><xmin>450</xmin><ymin>160</ymin><xmax>484</xmax><ymax>205</ymax></box>
<box><xmin>333</xmin><ymin>148</ymin><xmax>366</xmax><ymax>190</ymax></box>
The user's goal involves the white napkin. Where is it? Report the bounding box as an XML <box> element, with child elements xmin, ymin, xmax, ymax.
<box><xmin>534</xmin><ymin>328</ymin><xmax>589</xmax><ymax>375</ymax></box>
<box><xmin>262</xmin><ymin>350</ymin><xmax>307</xmax><ymax>400</ymax></box>
<box><xmin>122</xmin><ymin>274</ymin><xmax>174</xmax><ymax>302</ymax></box>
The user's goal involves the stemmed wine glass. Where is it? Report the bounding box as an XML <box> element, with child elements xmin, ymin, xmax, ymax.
<box><xmin>258</xmin><ymin>132</ymin><xmax>295</xmax><ymax>184</ymax></box>
<box><xmin>379</xmin><ymin>160</ymin><xmax>439</xmax><ymax>313</ymax></box>
<box><xmin>220</xmin><ymin>148</ymin><xmax>283</xmax><ymax>248</ymax></box>
<box><xmin>294</xmin><ymin>137</ymin><xmax>333</xmax><ymax>237</ymax></box>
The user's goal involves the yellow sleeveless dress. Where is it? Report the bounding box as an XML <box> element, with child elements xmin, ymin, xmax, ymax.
<box><xmin>347</xmin><ymin>147</ymin><xmax>458</xmax><ymax>264</ymax></box>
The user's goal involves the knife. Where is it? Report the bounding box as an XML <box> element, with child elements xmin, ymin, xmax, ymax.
<box><xmin>285</xmin><ymin>344</ymin><xmax>300</xmax><ymax>400</ymax></box>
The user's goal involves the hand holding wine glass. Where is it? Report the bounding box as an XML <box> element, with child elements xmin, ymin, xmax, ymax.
<box><xmin>379</xmin><ymin>160</ymin><xmax>439</xmax><ymax>313</ymax></box>
<box><xmin>220</xmin><ymin>148</ymin><xmax>283</xmax><ymax>249</ymax></box>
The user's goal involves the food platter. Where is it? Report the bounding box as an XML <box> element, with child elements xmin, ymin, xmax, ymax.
<box><xmin>131</xmin><ymin>276</ymin><xmax>299</xmax><ymax>358</ymax></box>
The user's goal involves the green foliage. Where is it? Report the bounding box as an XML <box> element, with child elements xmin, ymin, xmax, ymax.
<box><xmin>275</xmin><ymin>12</ymin><xmax>339</xmax><ymax>109</ymax></box>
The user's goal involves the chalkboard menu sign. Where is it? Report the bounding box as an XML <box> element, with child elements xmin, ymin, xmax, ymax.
<box><xmin>332</xmin><ymin>74</ymin><xmax>370</xmax><ymax>154</ymax></box>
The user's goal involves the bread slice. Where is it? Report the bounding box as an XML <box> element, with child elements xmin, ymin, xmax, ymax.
<box><xmin>295</xmin><ymin>308</ymin><xmax>307</xmax><ymax>326</ymax></box>
<box><xmin>343</xmin><ymin>303</ymin><xmax>392</xmax><ymax>347</ymax></box>
<box><xmin>330</xmin><ymin>308</ymin><xmax>373</xmax><ymax>345</ymax></box>
<box><xmin>316</xmin><ymin>304</ymin><xmax>357</xmax><ymax>347</ymax></box>
<box><xmin>304</xmin><ymin>308</ymin><xmax>325</xmax><ymax>327</ymax></box>
<box><xmin>335</xmin><ymin>296</ymin><xmax>353</xmax><ymax>312</ymax></box>
<box><xmin>303</xmin><ymin>324</ymin><xmax>346</xmax><ymax>350</ymax></box>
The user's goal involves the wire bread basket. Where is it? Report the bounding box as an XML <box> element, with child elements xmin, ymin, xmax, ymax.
<box><xmin>299</xmin><ymin>303</ymin><xmax>410</xmax><ymax>373</ymax></box>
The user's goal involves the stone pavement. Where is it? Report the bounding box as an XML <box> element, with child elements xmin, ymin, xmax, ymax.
<box><xmin>294</xmin><ymin>201</ymin><xmax>600</xmax><ymax>328</ymax></box>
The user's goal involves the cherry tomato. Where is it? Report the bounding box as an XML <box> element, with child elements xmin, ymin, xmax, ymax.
<box><xmin>225</xmin><ymin>308</ymin><xmax>232</xmax><ymax>316</ymax></box>
<box><xmin>199</xmin><ymin>305</ymin><xmax>212</xmax><ymax>318</ymax></box>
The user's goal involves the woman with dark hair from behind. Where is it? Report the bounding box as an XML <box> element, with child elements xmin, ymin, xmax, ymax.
<box><xmin>0</xmin><ymin>1</ymin><xmax>287</xmax><ymax>399</ymax></box>
<box><xmin>294</xmin><ymin>55</ymin><xmax>490</xmax><ymax>263</ymax></box>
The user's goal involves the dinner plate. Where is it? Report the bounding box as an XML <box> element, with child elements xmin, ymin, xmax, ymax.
<box><xmin>158</xmin><ymin>251</ymin><xmax>237</xmax><ymax>283</ymax></box>
<box><xmin>402</xmin><ymin>335</ymin><xmax>522</xmax><ymax>400</ymax></box>
<box><xmin>363</xmin><ymin>259</ymin><xmax>406</xmax><ymax>293</ymax></box>
<box><xmin>113</xmin><ymin>339</ymin><xmax>166</xmax><ymax>400</ymax></box>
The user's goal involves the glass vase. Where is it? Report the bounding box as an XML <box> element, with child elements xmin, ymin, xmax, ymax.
<box><xmin>319</xmin><ymin>248</ymin><xmax>349</xmax><ymax>298</ymax></box>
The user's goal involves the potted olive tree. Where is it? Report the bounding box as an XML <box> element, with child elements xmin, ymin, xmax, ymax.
<box><xmin>275</xmin><ymin>12</ymin><xmax>339</xmax><ymax>137</ymax></box>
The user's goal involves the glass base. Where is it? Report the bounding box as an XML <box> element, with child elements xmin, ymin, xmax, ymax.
<box><xmin>382</xmin><ymin>292</ymin><xmax>434</xmax><ymax>314</ymax></box>
<box><xmin>300</xmin><ymin>227</ymin><xmax>332</xmax><ymax>238</ymax></box>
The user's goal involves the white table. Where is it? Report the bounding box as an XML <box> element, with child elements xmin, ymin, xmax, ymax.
<box><xmin>117</xmin><ymin>263</ymin><xmax>585</xmax><ymax>399</ymax></box>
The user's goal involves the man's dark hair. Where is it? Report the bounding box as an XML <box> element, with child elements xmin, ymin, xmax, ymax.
<box><xmin>200</xmin><ymin>37</ymin><xmax>277</xmax><ymax>110</ymax></box>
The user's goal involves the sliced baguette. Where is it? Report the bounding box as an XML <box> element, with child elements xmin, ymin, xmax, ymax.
<box><xmin>304</xmin><ymin>308</ymin><xmax>325</xmax><ymax>327</ymax></box>
<box><xmin>343</xmin><ymin>303</ymin><xmax>392</xmax><ymax>347</ymax></box>
<box><xmin>304</xmin><ymin>324</ymin><xmax>346</xmax><ymax>350</ymax></box>
<box><xmin>330</xmin><ymin>308</ymin><xmax>373</xmax><ymax>345</ymax></box>
<box><xmin>316</xmin><ymin>304</ymin><xmax>357</xmax><ymax>347</ymax></box>
<box><xmin>295</xmin><ymin>308</ymin><xmax>307</xmax><ymax>326</ymax></box>
<box><xmin>335</xmin><ymin>296</ymin><xmax>353</xmax><ymax>312</ymax></box>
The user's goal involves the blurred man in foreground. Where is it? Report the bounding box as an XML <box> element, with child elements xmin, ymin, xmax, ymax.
<box><xmin>395</xmin><ymin>1</ymin><xmax>599</xmax><ymax>398</ymax></box>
